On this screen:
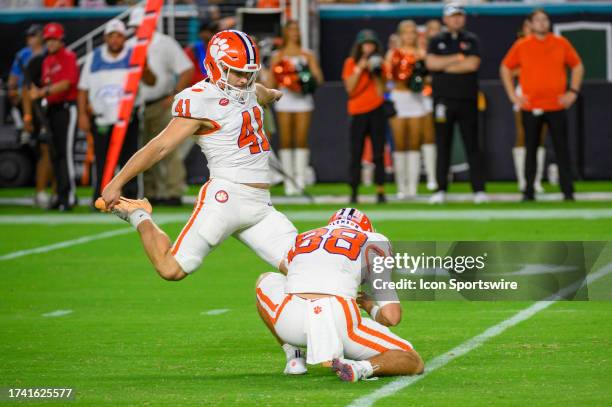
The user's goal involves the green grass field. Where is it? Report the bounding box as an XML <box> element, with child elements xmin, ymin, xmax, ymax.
<box><xmin>1</xmin><ymin>183</ymin><xmax>611</xmax><ymax>406</ymax></box>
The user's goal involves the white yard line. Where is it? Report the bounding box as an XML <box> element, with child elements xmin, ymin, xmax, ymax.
<box><xmin>42</xmin><ymin>309</ymin><xmax>73</xmax><ymax>317</ymax></box>
<box><xmin>0</xmin><ymin>228</ymin><xmax>132</xmax><ymax>261</ymax></box>
<box><xmin>347</xmin><ymin>262</ymin><xmax>612</xmax><ymax>407</ymax></box>
<box><xmin>201</xmin><ymin>309</ymin><xmax>231</xmax><ymax>316</ymax></box>
<box><xmin>2</xmin><ymin>208</ymin><xmax>612</xmax><ymax>226</ymax></box>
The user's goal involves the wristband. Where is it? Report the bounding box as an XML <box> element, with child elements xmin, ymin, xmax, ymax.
<box><xmin>370</xmin><ymin>305</ymin><xmax>380</xmax><ymax>321</ymax></box>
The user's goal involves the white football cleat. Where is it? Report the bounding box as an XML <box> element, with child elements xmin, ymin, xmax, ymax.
<box><xmin>284</xmin><ymin>357</ymin><xmax>307</xmax><ymax>375</ymax></box>
<box><xmin>429</xmin><ymin>191</ymin><xmax>446</xmax><ymax>205</ymax></box>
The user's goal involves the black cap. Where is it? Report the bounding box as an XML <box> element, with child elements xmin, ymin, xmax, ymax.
<box><xmin>26</xmin><ymin>24</ymin><xmax>43</xmax><ymax>36</ymax></box>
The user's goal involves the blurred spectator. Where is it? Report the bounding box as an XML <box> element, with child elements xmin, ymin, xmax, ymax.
<box><xmin>184</xmin><ymin>20</ymin><xmax>218</xmax><ymax>86</ymax></box>
<box><xmin>426</xmin><ymin>3</ymin><xmax>487</xmax><ymax>204</ymax></box>
<box><xmin>28</xmin><ymin>23</ymin><xmax>79</xmax><ymax>211</ymax></box>
<box><xmin>8</xmin><ymin>25</ymin><xmax>44</xmax><ymax>109</ymax></box>
<box><xmin>342</xmin><ymin>29</ymin><xmax>387</xmax><ymax>204</ymax></box>
<box><xmin>77</xmin><ymin>19</ymin><xmax>156</xmax><ymax>204</ymax></box>
<box><xmin>19</xmin><ymin>25</ymin><xmax>56</xmax><ymax>208</ymax></box>
<box><xmin>128</xmin><ymin>7</ymin><xmax>194</xmax><ymax>206</ymax></box>
<box><xmin>500</xmin><ymin>9</ymin><xmax>583</xmax><ymax>202</ymax></box>
<box><xmin>510</xmin><ymin>17</ymin><xmax>547</xmax><ymax>194</ymax></box>
<box><xmin>385</xmin><ymin>20</ymin><xmax>428</xmax><ymax>199</ymax></box>
<box><xmin>269</xmin><ymin>20</ymin><xmax>324</xmax><ymax>195</ymax></box>
<box><xmin>44</xmin><ymin>0</ymin><xmax>74</xmax><ymax>7</ymax></box>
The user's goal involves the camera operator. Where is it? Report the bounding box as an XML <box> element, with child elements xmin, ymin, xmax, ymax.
<box><xmin>342</xmin><ymin>29</ymin><xmax>387</xmax><ymax>204</ymax></box>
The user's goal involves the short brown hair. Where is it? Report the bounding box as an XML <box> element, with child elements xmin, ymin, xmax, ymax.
<box><xmin>528</xmin><ymin>8</ymin><xmax>550</xmax><ymax>22</ymax></box>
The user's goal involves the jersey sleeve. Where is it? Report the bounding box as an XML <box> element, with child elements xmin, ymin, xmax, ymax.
<box><xmin>562</xmin><ymin>37</ymin><xmax>581</xmax><ymax>68</ymax></box>
<box><xmin>341</xmin><ymin>57</ymin><xmax>355</xmax><ymax>80</ymax></box>
<box><xmin>59</xmin><ymin>51</ymin><xmax>79</xmax><ymax>87</ymax></box>
<box><xmin>10</xmin><ymin>51</ymin><xmax>23</xmax><ymax>77</ymax></box>
<box><xmin>465</xmin><ymin>34</ymin><xmax>481</xmax><ymax>57</ymax></box>
<box><xmin>362</xmin><ymin>234</ymin><xmax>399</xmax><ymax>304</ymax></box>
<box><xmin>427</xmin><ymin>35</ymin><xmax>441</xmax><ymax>55</ymax></box>
<box><xmin>171</xmin><ymin>86</ymin><xmax>208</xmax><ymax>119</ymax></box>
<box><xmin>502</xmin><ymin>40</ymin><xmax>521</xmax><ymax>70</ymax></box>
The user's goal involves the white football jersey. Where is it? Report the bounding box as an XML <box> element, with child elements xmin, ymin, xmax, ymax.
<box><xmin>172</xmin><ymin>80</ymin><xmax>271</xmax><ymax>184</ymax></box>
<box><xmin>285</xmin><ymin>225</ymin><xmax>393</xmax><ymax>299</ymax></box>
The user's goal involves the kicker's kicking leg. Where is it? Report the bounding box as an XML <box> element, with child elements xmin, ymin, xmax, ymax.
<box><xmin>136</xmin><ymin>220</ymin><xmax>186</xmax><ymax>281</ymax></box>
<box><xmin>96</xmin><ymin>197</ymin><xmax>187</xmax><ymax>281</ymax></box>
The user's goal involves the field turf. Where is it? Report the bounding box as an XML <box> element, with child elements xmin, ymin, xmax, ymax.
<box><xmin>1</xmin><ymin>183</ymin><xmax>611</xmax><ymax>406</ymax></box>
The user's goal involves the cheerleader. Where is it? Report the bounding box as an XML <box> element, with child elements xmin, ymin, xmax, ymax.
<box><xmin>386</xmin><ymin>20</ymin><xmax>428</xmax><ymax>198</ymax></box>
<box><xmin>269</xmin><ymin>21</ymin><xmax>324</xmax><ymax>195</ymax></box>
<box><xmin>420</xmin><ymin>19</ymin><xmax>442</xmax><ymax>191</ymax></box>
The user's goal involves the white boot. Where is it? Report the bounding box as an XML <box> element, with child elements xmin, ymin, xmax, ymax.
<box><xmin>422</xmin><ymin>144</ymin><xmax>437</xmax><ymax>191</ymax></box>
<box><xmin>406</xmin><ymin>151</ymin><xmax>421</xmax><ymax>198</ymax></box>
<box><xmin>393</xmin><ymin>151</ymin><xmax>407</xmax><ymax>199</ymax></box>
<box><xmin>279</xmin><ymin>149</ymin><xmax>296</xmax><ymax>196</ymax></box>
<box><xmin>361</xmin><ymin>162</ymin><xmax>374</xmax><ymax>186</ymax></box>
<box><xmin>294</xmin><ymin>148</ymin><xmax>309</xmax><ymax>193</ymax></box>
<box><xmin>534</xmin><ymin>146</ymin><xmax>545</xmax><ymax>193</ymax></box>
<box><xmin>512</xmin><ymin>147</ymin><xmax>526</xmax><ymax>192</ymax></box>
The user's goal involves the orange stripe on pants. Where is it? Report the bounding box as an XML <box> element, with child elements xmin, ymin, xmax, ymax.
<box><xmin>171</xmin><ymin>180</ymin><xmax>211</xmax><ymax>256</ymax></box>
<box><xmin>336</xmin><ymin>296</ymin><xmax>389</xmax><ymax>354</ymax></box>
<box><xmin>350</xmin><ymin>300</ymin><xmax>413</xmax><ymax>351</ymax></box>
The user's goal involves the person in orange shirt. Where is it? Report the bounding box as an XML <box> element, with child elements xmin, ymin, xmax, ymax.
<box><xmin>342</xmin><ymin>30</ymin><xmax>387</xmax><ymax>204</ymax></box>
<box><xmin>500</xmin><ymin>8</ymin><xmax>583</xmax><ymax>201</ymax></box>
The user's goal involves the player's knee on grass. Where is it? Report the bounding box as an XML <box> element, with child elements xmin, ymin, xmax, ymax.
<box><xmin>405</xmin><ymin>349</ymin><xmax>425</xmax><ymax>375</ymax></box>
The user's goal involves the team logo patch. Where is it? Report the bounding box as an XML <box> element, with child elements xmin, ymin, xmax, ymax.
<box><xmin>219</xmin><ymin>98</ymin><xmax>229</xmax><ymax>106</ymax></box>
<box><xmin>215</xmin><ymin>190</ymin><xmax>229</xmax><ymax>203</ymax></box>
<box><xmin>314</xmin><ymin>306</ymin><xmax>322</xmax><ymax>315</ymax></box>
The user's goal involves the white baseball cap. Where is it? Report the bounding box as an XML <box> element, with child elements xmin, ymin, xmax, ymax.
<box><xmin>104</xmin><ymin>19</ymin><xmax>127</xmax><ymax>36</ymax></box>
<box><xmin>443</xmin><ymin>3</ymin><xmax>466</xmax><ymax>17</ymax></box>
<box><xmin>128</xmin><ymin>7</ymin><xmax>145</xmax><ymax>27</ymax></box>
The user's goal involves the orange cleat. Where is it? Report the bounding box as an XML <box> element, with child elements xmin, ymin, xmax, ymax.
<box><xmin>95</xmin><ymin>197</ymin><xmax>152</xmax><ymax>223</ymax></box>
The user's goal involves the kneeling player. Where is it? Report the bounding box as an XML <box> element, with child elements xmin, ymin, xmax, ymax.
<box><xmin>255</xmin><ymin>208</ymin><xmax>424</xmax><ymax>382</ymax></box>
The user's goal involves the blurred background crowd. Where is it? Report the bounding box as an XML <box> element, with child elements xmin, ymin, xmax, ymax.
<box><xmin>1</xmin><ymin>0</ymin><xmax>610</xmax><ymax>210</ymax></box>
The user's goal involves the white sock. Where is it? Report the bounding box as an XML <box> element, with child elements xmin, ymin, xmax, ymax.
<box><xmin>512</xmin><ymin>147</ymin><xmax>526</xmax><ymax>191</ymax></box>
<box><xmin>129</xmin><ymin>209</ymin><xmax>152</xmax><ymax>229</ymax></box>
<box><xmin>393</xmin><ymin>151</ymin><xmax>407</xmax><ymax>196</ymax></box>
<box><xmin>421</xmin><ymin>144</ymin><xmax>437</xmax><ymax>185</ymax></box>
<box><xmin>282</xmin><ymin>343</ymin><xmax>303</xmax><ymax>361</ymax></box>
<box><xmin>356</xmin><ymin>360</ymin><xmax>374</xmax><ymax>378</ymax></box>
<box><xmin>279</xmin><ymin>149</ymin><xmax>295</xmax><ymax>195</ymax></box>
<box><xmin>294</xmin><ymin>148</ymin><xmax>309</xmax><ymax>190</ymax></box>
<box><xmin>406</xmin><ymin>150</ymin><xmax>421</xmax><ymax>196</ymax></box>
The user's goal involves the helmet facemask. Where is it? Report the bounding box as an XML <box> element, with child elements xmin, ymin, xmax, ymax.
<box><xmin>215</xmin><ymin>60</ymin><xmax>259</xmax><ymax>103</ymax></box>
